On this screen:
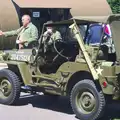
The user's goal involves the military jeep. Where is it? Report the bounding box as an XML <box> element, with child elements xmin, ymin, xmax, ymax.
<box><xmin>0</xmin><ymin>14</ymin><xmax>120</xmax><ymax>120</ymax></box>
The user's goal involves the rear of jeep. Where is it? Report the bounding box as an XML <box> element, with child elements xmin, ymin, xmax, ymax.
<box><xmin>68</xmin><ymin>15</ymin><xmax>120</xmax><ymax>120</ymax></box>
<box><xmin>0</xmin><ymin>14</ymin><xmax>120</xmax><ymax>120</ymax></box>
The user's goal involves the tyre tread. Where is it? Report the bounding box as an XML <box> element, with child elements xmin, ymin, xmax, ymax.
<box><xmin>70</xmin><ymin>79</ymin><xmax>105</xmax><ymax>120</ymax></box>
<box><xmin>0</xmin><ymin>68</ymin><xmax>21</xmax><ymax>105</ymax></box>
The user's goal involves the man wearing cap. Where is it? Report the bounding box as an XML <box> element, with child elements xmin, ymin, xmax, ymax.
<box><xmin>42</xmin><ymin>21</ymin><xmax>62</xmax><ymax>45</ymax></box>
<box><xmin>0</xmin><ymin>14</ymin><xmax>38</xmax><ymax>49</ymax></box>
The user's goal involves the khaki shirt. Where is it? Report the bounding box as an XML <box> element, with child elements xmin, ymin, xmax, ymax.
<box><xmin>4</xmin><ymin>22</ymin><xmax>38</xmax><ymax>47</ymax></box>
<box><xmin>50</xmin><ymin>31</ymin><xmax>62</xmax><ymax>42</ymax></box>
<box><xmin>43</xmin><ymin>30</ymin><xmax>62</xmax><ymax>44</ymax></box>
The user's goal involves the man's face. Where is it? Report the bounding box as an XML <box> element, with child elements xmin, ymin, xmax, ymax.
<box><xmin>22</xmin><ymin>16</ymin><xmax>30</xmax><ymax>27</ymax></box>
<box><xmin>46</xmin><ymin>27</ymin><xmax>53</xmax><ymax>33</ymax></box>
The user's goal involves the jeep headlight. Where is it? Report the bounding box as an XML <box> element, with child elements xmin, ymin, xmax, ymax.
<box><xmin>32</xmin><ymin>48</ymin><xmax>38</xmax><ymax>56</ymax></box>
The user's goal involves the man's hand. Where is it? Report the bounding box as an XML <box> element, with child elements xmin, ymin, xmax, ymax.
<box><xmin>43</xmin><ymin>31</ymin><xmax>52</xmax><ymax>37</ymax></box>
<box><xmin>0</xmin><ymin>30</ymin><xmax>4</xmax><ymax>36</ymax></box>
<box><xmin>43</xmin><ymin>31</ymin><xmax>49</xmax><ymax>36</ymax></box>
<box><xmin>19</xmin><ymin>39</ymin><xmax>26</xmax><ymax>44</ymax></box>
<box><xmin>16</xmin><ymin>39</ymin><xmax>26</xmax><ymax>46</ymax></box>
<box><xmin>16</xmin><ymin>40</ymin><xmax>24</xmax><ymax>49</ymax></box>
<box><xmin>16</xmin><ymin>40</ymin><xmax>20</xmax><ymax>44</ymax></box>
<box><xmin>19</xmin><ymin>44</ymin><xmax>23</xmax><ymax>49</ymax></box>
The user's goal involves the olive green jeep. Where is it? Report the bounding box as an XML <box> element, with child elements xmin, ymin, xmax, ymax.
<box><xmin>0</xmin><ymin>14</ymin><xmax>120</xmax><ymax>120</ymax></box>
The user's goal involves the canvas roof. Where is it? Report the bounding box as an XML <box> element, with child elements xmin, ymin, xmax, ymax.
<box><xmin>44</xmin><ymin>14</ymin><xmax>120</xmax><ymax>25</ymax></box>
<box><xmin>13</xmin><ymin>0</ymin><xmax>112</xmax><ymax>16</ymax></box>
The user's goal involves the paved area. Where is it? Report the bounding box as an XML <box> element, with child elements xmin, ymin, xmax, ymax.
<box><xmin>0</xmin><ymin>93</ymin><xmax>77</xmax><ymax>120</ymax></box>
<box><xmin>0</xmin><ymin>93</ymin><xmax>120</xmax><ymax>120</ymax></box>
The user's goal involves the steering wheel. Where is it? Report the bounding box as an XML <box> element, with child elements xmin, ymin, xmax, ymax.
<box><xmin>53</xmin><ymin>40</ymin><xmax>72</xmax><ymax>61</ymax></box>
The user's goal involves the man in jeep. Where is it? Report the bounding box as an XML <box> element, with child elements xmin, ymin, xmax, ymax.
<box><xmin>42</xmin><ymin>21</ymin><xmax>62</xmax><ymax>52</ymax></box>
<box><xmin>42</xmin><ymin>21</ymin><xmax>62</xmax><ymax>45</ymax></box>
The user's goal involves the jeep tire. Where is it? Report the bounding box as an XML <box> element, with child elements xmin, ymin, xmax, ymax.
<box><xmin>70</xmin><ymin>79</ymin><xmax>105</xmax><ymax>120</ymax></box>
<box><xmin>0</xmin><ymin>69</ymin><xmax>21</xmax><ymax>105</ymax></box>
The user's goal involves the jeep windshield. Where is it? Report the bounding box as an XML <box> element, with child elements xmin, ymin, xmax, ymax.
<box><xmin>43</xmin><ymin>14</ymin><xmax>120</xmax><ymax>63</ymax></box>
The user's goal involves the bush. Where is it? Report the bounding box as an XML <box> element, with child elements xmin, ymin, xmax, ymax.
<box><xmin>107</xmin><ymin>0</ymin><xmax>120</xmax><ymax>13</ymax></box>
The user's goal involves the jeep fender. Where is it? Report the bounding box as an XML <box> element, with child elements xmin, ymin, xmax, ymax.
<box><xmin>57</xmin><ymin>62</ymin><xmax>93</xmax><ymax>95</ymax></box>
<box><xmin>0</xmin><ymin>61</ymin><xmax>33</xmax><ymax>85</ymax></box>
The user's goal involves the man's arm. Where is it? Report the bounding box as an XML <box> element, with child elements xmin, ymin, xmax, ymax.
<box><xmin>27</xmin><ymin>26</ymin><xmax>38</xmax><ymax>43</ymax></box>
<box><xmin>3</xmin><ymin>27</ymin><xmax>23</xmax><ymax>37</ymax></box>
<box><xmin>55</xmin><ymin>31</ymin><xmax>62</xmax><ymax>41</ymax></box>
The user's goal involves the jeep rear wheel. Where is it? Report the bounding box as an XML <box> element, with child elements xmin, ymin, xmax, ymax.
<box><xmin>70</xmin><ymin>79</ymin><xmax>105</xmax><ymax>120</ymax></box>
<box><xmin>0</xmin><ymin>69</ymin><xmax>21</xmax><ymax>105</ymax></box>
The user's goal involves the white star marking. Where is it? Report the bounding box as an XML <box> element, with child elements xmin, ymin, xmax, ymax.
<box><xmin>96</xmin><ymin>66</ymin><xmax>103</xmax><ymax>75</ymax></box>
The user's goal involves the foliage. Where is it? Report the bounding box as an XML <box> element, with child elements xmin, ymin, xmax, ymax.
<box><xmin>107</xmin><ymin>0</ymin><xmax>120</xmax><ymax>13</ymax></box>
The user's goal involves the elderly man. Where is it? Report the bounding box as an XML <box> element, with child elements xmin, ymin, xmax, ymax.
<box><xmin>0</xmin><ymin>14</ymin><xmax>38</xmax><ymax>49</ymax></box>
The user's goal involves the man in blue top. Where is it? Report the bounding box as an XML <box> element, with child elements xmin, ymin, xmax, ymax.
<box><xmin>86</xmin><ymin>23</ymin><xmax>103</xmax><ymax>45</ymax></box>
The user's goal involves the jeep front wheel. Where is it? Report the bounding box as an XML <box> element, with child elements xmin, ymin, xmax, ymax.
<box><xmin>70</xmin><ymin>79</ymin><xmax>105</xmax><ymax>120</ymax></box>
<box><xmin>0</xmin><ymin>69</ymin><xmax>21</xmax><ymax>105</ymax></box>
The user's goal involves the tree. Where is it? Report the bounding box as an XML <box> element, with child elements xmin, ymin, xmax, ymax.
<box><xmin>107</xmin><ymin>0</ymin><xmax>120</xmax><ymax>13</ymax></box>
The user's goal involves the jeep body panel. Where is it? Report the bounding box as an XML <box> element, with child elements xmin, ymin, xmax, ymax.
<box><xmin>31</xmin><ymin>61</ymin><xmax>90</xmax><ymax>95</ymax></box>
<box><xmin>0</xmin><ymin>61</ymin><xmax>33</xmax><ymax>85</ymax></box>
<box><xmin>99</xmin><ymin>63</ymin><xmax>120</xmax><ymax>95</ymax></box>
